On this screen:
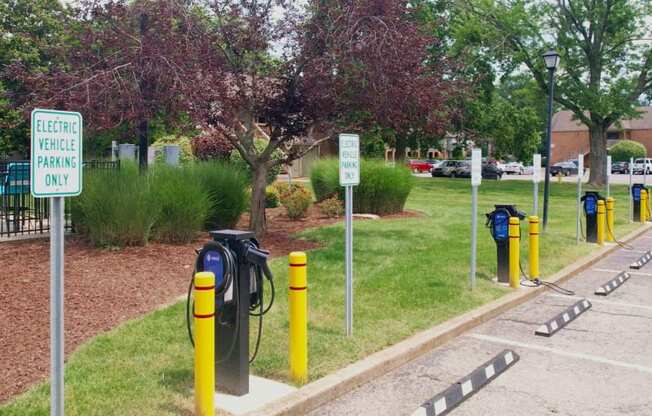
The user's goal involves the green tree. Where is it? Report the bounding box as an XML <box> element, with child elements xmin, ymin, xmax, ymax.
<box><xmin>0</xmin><ymin>0</ymin><xmax>69</xmax><ymax>156</ymax></box>
<box><xmin>609</xmin><ymin>140</ymin><xmax>646</xmax><ymax>162</ymax></box>
<box><xmin>458</xmin><ymin>0</ymin><xmax>652</xmax><ymax>185</ymax></box>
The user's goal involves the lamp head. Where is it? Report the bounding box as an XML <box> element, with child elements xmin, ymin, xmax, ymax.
<box><xmin>542</xmin><ymin>50</ymin><xmax>560</xmax><ymax>70</ymax></box>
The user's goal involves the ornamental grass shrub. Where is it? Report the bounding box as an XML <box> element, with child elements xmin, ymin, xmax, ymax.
<box><xmin>72</xmin><ymin>161</ymin><xmax>248</xmax><ymax>246</ymax></box>
<box><xmin>71</xmin><ymin>162</ymin><xmax>160</xmax><ymax>247</ymax></box>
<box><xmin>150</xmin><ymin>164</ymin><xmax>211</xmax><ymax>243</ymax></box>
<box><xmin>189</xmin><ymin>161</ymin><xmax>249</xmax><ymax>229</ymax></box>
<box><xmin>310</xmin><ymin>158</ymin><xmax>413</xmax><ymax>215</ymax></box>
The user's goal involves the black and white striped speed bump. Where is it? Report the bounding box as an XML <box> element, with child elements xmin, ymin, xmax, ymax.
<box><xmin>595</xmin><ymin>271</ymin><xmax>630</xmax><ymax>296</ymax></box>
<box><xmin>411</xmin><ymin>350</ymin><xmax>519</xmax><ymax>416</ymax></box>
<box><xmin>630</xmin><ymin>251</ymin><xmax>652</xmax><ymax>269</ymax></box>
<box><xmin>535</xmin><ymin>299</ymin><xmax>592</xmax><ymax>337</ymax></box>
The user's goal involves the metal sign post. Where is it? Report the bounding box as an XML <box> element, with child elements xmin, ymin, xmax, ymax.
<box><xmin>629</xmin><ymin>157</ymin><xmax>634</xmax><ymax>223</ymax></box>
<box><xmin>576</xmin><ymin>153</ymin><xmax>584</xmax><ymax>244</ymax></box>
<box><xmin>31</xmin><ymin>109</ymin><xmax>83</xmax><ymax>416</ymax></box>
<box><xmin>606</xmin><ymin>155</ymin><xmax>612</xmax><ymax>198</ymax></box>
<box><xmin>469</xmin><ymin>149</ymin><xmax>482</xmax><ymax>290</ymax></box>
<box><xmin>533</xmin><ymin>154</ymin><xmax>541</xmax><ymax>216</ymax></box>
<box><xmin>339</xmin><ymin>133</ymin><xmax>360</xmax><ymax>337</ymax></box>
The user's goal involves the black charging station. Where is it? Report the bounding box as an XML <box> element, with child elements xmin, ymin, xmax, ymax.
<box><xmin>581</xmin><ymin>191</ymin><xmax>605</xmax><ymax>242</ymax></box>
<box><xmin>631</xmin><ymin>184</ymin><xmax>647</xmax><ymax>222</ymax></box>
<box><xmin>486</xmin><ymin>205</ymin><xmax>526</xmax><ymax>283</ymax></box>
<box><xmin>191</xmin><ymin>229</ymin><xmax>274</xmax><ymax>396</ymax></box>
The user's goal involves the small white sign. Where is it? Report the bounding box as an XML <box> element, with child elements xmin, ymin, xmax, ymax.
<box><xmin>31</xmin><ymin>109</ymin><xmax>83</xmax><ymax>197</ymax></box>
<box><xmin>339</xmin><ymin>134</ymin><xmax>360</xmax><ymax>186</ymax></box>
<box><xmin>471</xmin><ymin>148</ymin><xmax>482</xmax><ymax>186</ymax></box>
<box><xmin>606</xmin><ymin>155</ymin><xmax>612</xmax><ymax>177</ymax></box>
<box><xmin>533</xmin><ymin>154</ymin><xmax>541</xmax><ymax>183</ymax></box>
<box><xmin>578</xmin><ymin>153</ymin><xmax>584</xmax><ymax>177</ymax></box>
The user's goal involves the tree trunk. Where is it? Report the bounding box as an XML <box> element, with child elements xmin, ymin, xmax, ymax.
<box><xmin>395</xmin><ymin>136</ymin><xmax>407</xmax><ymax>161</ymax></box>
<box><xmin>588</xmin><ymin>123</ymin><xmax>607</xmax><ymax>186</ymax></box>
<box><xmin>249</xmin><ymin>164</ymin><xmax>268</xmax><ymax>236</ymax></box>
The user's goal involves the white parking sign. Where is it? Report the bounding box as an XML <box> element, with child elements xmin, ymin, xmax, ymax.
<box><xmin>339</xmin><ymin>134</ymin><xmax>360</xmax><ymax>186</ymax></box>
<box><xmin>31</xmin><ymin>109</ymin><xmax>83</xmax><ymax>197</ymax></box>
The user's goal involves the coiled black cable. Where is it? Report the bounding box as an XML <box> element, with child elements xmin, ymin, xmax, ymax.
<box><xmin>186</xmin><ymin>241</ymin><xmax>239</xmax><ymax>366</ymax></box>
<box><xmin>519</xmin><ymin>261</ymin><xmax>575</xmax><ymax>296</ymax></box>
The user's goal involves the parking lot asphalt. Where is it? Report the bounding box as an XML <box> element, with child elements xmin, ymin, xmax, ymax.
<box><xmin>308</xmin><ymin>231</ymin><xmax>652</xmax><ymax>416</ymax></box>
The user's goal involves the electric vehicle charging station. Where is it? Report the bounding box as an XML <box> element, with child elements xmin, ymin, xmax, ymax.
<box><xmin>486</xmin><ymin>205</ymin><xmax>526</xmax><ymax>283</ymax></box>
<box><xmin>190</xmin><ymin>229</ymin><xmax>275</xmax><ymax>396</ymax></box>
<box><xmin>631</xmin><ymin>184</ymin><xmax>647</xmax><ymax>222</ymax></box>
<box><xmin>581</xmin><ymin>191</ymin><xmax>605</xmax><ymax>242</ymax></box>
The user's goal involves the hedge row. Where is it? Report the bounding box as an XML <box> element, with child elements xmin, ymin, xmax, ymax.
<box><xmin>310</xmin><ymin>159</ymin><xmax>413</xmax><ymax>215</ymax></box>
<box><xmin>71</xmin><ymin>161</ymin><xmax>248</xmax><ymax>247</ymax></box>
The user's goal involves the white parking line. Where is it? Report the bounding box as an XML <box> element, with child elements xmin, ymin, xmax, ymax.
<box><xmin>593</xmin><ymin>267</ymin><xmax>652</xmax><ymax>276</ymax></box>
<box><xmin>546</xmin><ymin>293</ymin><xmax>652</xmax><ymax>312</ymax></box>
<box><xmin>468</xmin><ymin>333</ymin><xmax>652</xmax><ymax>375</ymax></box>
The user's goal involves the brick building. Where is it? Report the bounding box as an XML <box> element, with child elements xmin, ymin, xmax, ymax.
<box><xmin>551</xmin><ymin>106</ymin><xmax>652</xmax><ymax>164</ymax></box>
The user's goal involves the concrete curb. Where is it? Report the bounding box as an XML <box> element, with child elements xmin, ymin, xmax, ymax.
<box><xmin>246</xmin><ymin>223</ymin><xmax>652</xmax><ymax>416</ymax></box>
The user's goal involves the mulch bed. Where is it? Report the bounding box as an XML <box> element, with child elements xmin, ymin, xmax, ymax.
<box><xmin>0</xmin><ymin>206</ymin><xmax>420</xmax><ymax>403</ymax></box>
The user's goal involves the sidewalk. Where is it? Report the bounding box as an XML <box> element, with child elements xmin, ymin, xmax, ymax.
<box><xmin>309</xmin><ymin>232</ymin><xmax>652</xmax><ymax>416</ymax></box>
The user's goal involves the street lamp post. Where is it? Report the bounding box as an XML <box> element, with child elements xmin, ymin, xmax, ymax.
<box><xmin>542</xmin><ymin>50</ymin><xmax>560</xmax><ymax>231</ymax></box>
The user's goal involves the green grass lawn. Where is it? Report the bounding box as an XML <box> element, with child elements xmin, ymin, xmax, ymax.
<box><xmin>0</xmin><ymin>178</ymin><xmax>639</xmax><ymax>415</ymax></box>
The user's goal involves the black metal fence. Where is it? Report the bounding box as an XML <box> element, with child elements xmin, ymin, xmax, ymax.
<box><xmin>0</xmin><ymin>160</ymin><xmax>120</xmax><ymax>239</ymax></box>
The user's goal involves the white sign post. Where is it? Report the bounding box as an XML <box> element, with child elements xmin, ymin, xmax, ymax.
<box><xmin>469</xmin><ymin>149</ymin><xmax>481</xmax><ymax>290</ymax></box>
<box><xmin>533</xmin><ymin>154</ymin><xmax>541</xmax><ymax>216</ymax></box>
<box><xmin>576</xmin><ymin>153</ymin><xmax>584</xmax><ymax>244</ymax></box>
<box><xmin>606</xmin><ymin>155</ymin><xmax>612</xmax><ymax>198</ymax></box>
<box><xmin>629</xmin><ymin>157</ymin><xmax>634</xmax><ymax>223</ymax></box>
<box><xmin>339</xmin><ymin>133</ymin><xmax>359</xmax><ymax>336</ymax></box>
<box><xmin>31</xmin><ymin>109</ymin><xmax>83</xmax><ymax>416</ymax></box>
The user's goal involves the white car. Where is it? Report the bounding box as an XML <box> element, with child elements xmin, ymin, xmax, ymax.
<box><xmin>501</xmin><ymin>162</ymin><xmax>526</xmax><ymax>175</ymax></box>
<box><xmin>632</xmin><ymin>158</ymin><xmax>652</xmax><ymax>175</ymax></box>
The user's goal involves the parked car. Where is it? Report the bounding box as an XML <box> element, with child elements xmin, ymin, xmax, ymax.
<box><xmin>611</xmin><ymin>161</ymin><xmax>629</xmax><ymax>174</ymax></box>
<box><xmin>501</xmin><ymin>162</ymin><xmax>525</xmax><ymax>175</ymax></box>
<box><xmin>407</xmin><ymin>159</ymin><xmax>437</xmax><ymax>173</ymax></box>
<box><xmin>449</xmin><ymin>161</ymin><xmax>503</xmax><ymax>180</ymax></box>
<box><xmin>632</xmin><ymin>158</ymin><xmax>652</xmax><ymax>175</ymax></box>
<box><xmin>482</xmin><ymin>163</ymin><xmax>503</xmax><ymax>180</ymax></box>
<box><xmin>431</xmin><ymin>160</ymin><xmax>464</xmax><ymax>177</ymax></box>
<box><xmin>522</xmin><ymin>165</ymin><xmax>535</xmax><ymax>175</ymax></box>
<box><xmin>550</xmin><ymin>161</ymin><xmax>579</xmax><ymax>176</ymax></box>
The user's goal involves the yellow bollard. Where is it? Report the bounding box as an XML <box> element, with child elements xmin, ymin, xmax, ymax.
<box><xmin>528</xmin><ymin>216</ymin><xmax>539</xmax><ymax>280</ymax></box>
<box><xmin>194</xmin><ymin>272</ymin><xmax>215</xmax><ymax>416</ymax></box>
<box><xmin>508</xmin><ymin>217</ymin><xmax>520</xmax><ymax>289</ymax></box>
<box><xmin>289</xmin><ymin>252</ymin><xmax>308</xmax><ymax>384</ymax></box>
<box><xmin>597</xmin><ymin>200</ymin><xmax>605</xmax><ymax>245</ymax></box>
<box><xmin>640</xmin><ymin>190</ymin><xmax>647</xmax><ymax>224</ymax></box>
<box><xmin>606</xmin><ymin>197</ymin><xmax>615</xmax><ymax>242</ymax></box>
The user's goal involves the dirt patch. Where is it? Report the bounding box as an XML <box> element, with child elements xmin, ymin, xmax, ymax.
<box><xmin>0</xmin><ymin>206</ymin><xmax>418</xmax><ymax>403</ymax></box>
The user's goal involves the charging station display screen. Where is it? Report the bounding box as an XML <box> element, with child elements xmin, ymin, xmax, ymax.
<box><xmin>633</xmin><ymin>187</ymin><xmax>641</xmax><ymax>201</ymax></box>
<box><xmin>493</xmin><ymin>211</ymin><xmax>509</xmax><ymax>240</ymax></box>
<box><xmin>203</xmin><ymin>250</ymin><xmax>225</xmax><ymax>289</ymax></box>
<box><xmin>585</xmin><ymin>196</ymin><xmax>597</xmax><ymax>215</ymax></box>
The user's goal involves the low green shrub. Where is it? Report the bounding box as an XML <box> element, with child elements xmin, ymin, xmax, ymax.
<box><xmin>318</xmin><ymin>196</ymin><xmax>343</xmax><ymax>218</ymax></box>
<box><xmin>310</xmin><ymin>159</ymin><xmax>413</xmax><ymax>215</ymax></box>
<box><xmin>71</xmin><ymin>162</ymin><xmax>160</xmax><ymax>247</ymax></box>
<box><xmin>609</xmin><ymin>140</ymin><xmax>646</xmax><ymax>162</ymax></box>
<box><xmin>266</xmin><ymin>185</ymin><xmax>280</xmax><ymax>208</ymax></box>
<box><xmin>189</xmin><ymin>161</ymin><xmax>249</xmax><ymax>229</ymax></box>
<box><xmin>279</xmin><ymin>183</ymin><xmax>312</xmax><ymax>220</ymax></box>
<box><xmin>150</xmin><ymin>165</ymin><xmax>211</xmax><ymax>243</ymax></box>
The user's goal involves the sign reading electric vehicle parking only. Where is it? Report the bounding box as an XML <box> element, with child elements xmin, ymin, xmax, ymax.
<box><xmin>31</xmin><ymin>109</ymin><xmax>83</xmax><ymax>197</ymax></box>
<box><xmin>339</xmin><ymin>134</ymin><xmax>360</xmax><ymax>186</ymax></box>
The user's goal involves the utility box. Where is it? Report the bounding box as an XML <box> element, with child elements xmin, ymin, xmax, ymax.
<box><xmin>486</xmin><ymin>205</ymin><xmax>526</xmax><ymax>283</ymax></box>
<box><xmin>164</xmin><ymin>145</ymin><xmax>181</xmax><ymax>166</ymax></box>
<box><xmin>118</xmin><ymin>143</ymin><xmax>137</xmax><ymax>161</ymax></box>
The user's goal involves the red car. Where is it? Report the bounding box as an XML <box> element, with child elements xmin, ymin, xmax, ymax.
<box><xmin>407</xmin><ymin>159</ymin><xmax>437</xmax><ymax>173</ymax></box>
